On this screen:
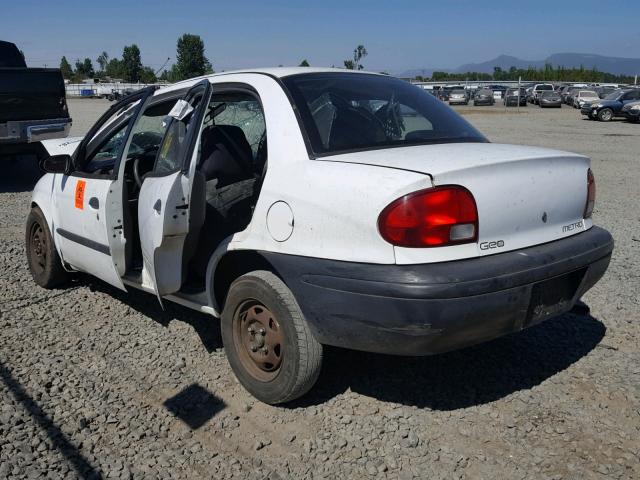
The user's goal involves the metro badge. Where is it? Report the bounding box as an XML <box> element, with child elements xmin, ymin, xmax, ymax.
<box><xmin>75</xmin><ymin>180</ymin><xmax>86</xmax><ymax>209</ymax></box>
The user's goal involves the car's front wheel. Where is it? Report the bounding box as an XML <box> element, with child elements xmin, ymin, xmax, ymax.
<box><xmin>597</xmin><ymin>108</ymin><xmax>613</xmax><ymax>122</ymax></box>
<box><xmin>26</xmin><ymin>207</ymin><xmax>69</xmax><ymax>288</ymax></box>
<box><xmin>221</xmin><ymin>270</ymin><xmax>323</xmax><ymax>404</ymax></box>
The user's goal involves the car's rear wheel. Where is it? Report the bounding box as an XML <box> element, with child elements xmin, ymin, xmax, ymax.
<box><xmin>26</xmin><ymin>207</ymin><xmax>69</xmax><ymax>288</ymax></box>
<box><xmin>221</xmin><ymin>270</ymin><xmax>323</xmax><ymax>404</ymax></box>
<box><xmin>598</xmin><ymin>108</ymin><xmax>613</xmax><ymax>122</ymax></box>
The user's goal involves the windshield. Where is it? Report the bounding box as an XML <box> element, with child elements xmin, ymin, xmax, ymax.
<box><xmin>581</xmin><ymin>91</ymin><xmax>598</xmax><ymax>97</ymax></box>
<box><xmin>537</xmin><ymin>85</ymin><xmax>554</xmax><ymax>91</ymax></box>
<box><xmin>604</xmin><ymin>90</ymin><xmax>622</xmax><ymax>100</ymax></box>
<box><xmin>282</xmin><ymin>73</ymin><xmax>487</xmax><ymax>156</ymax></box>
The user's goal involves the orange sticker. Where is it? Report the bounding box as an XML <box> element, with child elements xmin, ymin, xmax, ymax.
<box><xmin>75</xmin><ymin>180</ymin><xmax>86</xmax><ymax>209</ymax></box>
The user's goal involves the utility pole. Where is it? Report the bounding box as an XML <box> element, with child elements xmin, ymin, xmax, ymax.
<box><xmin>154</xmin><ymin>57</ymin><xmax>171</xmax><ymax>79</ymax></box>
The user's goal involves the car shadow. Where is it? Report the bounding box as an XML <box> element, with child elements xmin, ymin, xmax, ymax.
<box><xmin>73</xmin><ymin>276</ymin><xmax>605</xmax><ymax>411</ymax></box>
<box><xmin>0</xmin><ymin>154</ymin><xmax>43</xmax><ymax>193</ymax></box>
<box><xmin>294</xmin><ymin>311</ymin><xmax>605</xmax><ymax>410</ymax></box>
<box><xmin>81</xmin><ymin>276</ymin><xmax>223</xmax><ymax>353</ymax></box>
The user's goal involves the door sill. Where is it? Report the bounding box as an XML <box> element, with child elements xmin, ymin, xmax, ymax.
<box><xmin>122</xmin><ymin>275</ymin><xmax>217</xmax><ymax>317</ymax></box>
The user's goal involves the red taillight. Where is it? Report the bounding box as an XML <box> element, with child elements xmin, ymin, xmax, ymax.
<box><xmin>378</xmin><ymin>186</ymin><xmax>478</xmax><ymax>248</ymax></box>
<box><xmin>584</xmin><ymin>168</ymin><xmax>595</xmax><ymax>218</ymax></box>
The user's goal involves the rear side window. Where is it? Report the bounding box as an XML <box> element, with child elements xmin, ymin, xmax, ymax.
<box><xmin>282</xmin><ymin>73</ymin><xmax>487</xmax><ymax>156</ymax></box>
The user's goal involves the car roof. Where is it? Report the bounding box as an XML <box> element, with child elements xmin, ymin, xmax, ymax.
<box><xmin>155</xmin><ymin>67</ymin><xmax>382</xmax><ymax>95</ymax></box>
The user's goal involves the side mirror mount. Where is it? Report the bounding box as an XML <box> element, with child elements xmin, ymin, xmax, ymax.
<box><xmin>41</xmin><ymin>154</ymin><xmax>72</xmax><ymax>174</ymax></box>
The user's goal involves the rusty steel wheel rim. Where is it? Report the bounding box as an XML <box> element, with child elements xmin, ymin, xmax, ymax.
<box><xmin>29</xmin><ymin>222</ymin><xmax>47</xmax><ymax>275</ymax></box>
<box><xmin>233</xmin><ymin>300</ymin><xmax>284</xmax><ymax>382</ymax></box>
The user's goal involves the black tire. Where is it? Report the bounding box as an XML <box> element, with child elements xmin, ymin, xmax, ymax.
<box><xmin>221</xmin><ymin>270</ymin><xmax>323</xmax><ymax>404</ymax></box>
<box><xmin>597</xmin><ymin>108</ymin><xmax>613</xmax><ymax>122</ymax></box>
<box><xmin>25</xmin><ymin>207</ymin><xmax>69</xmax><ymax>288</ymax></box>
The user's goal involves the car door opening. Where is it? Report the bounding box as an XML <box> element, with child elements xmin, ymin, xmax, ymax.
<box><xmin>120</xmin><ymin>87</ymin><xmax>267</xmax><ymax>296</ymax></box>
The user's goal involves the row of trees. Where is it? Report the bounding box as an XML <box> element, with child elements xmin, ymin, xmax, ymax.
<box><xmin>60</xmin><ymin>45</ymin><xmax>158</xmax><ymax>83</ymax></box>
<box><xmin>418</xmin><ymin>64</ymin><xmax>636</xmax><ymax>84</ymax></box>
<box><xmin>59</xmin><ymin>34</ymin><xmax>213</xmax><ymax>83</ymax></box>
<box><xmin>60</xmin><ymin>39</ymin><xmax>374</xmax><ymax>84</ymax></box>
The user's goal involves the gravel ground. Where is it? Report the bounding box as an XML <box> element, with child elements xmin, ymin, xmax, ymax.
<box><xmin>1</xmin><ymin>99</ymin><xmax>638</xmax><ymax>479</ymax></box>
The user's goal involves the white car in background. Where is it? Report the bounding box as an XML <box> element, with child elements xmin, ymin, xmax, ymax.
<box><xmin>529</xmin><ymin>83</ymin><xmax>555</xmax><ymax>104</ymax></box>
<box><xmin>573</xmin><ymin>90</ymin><xmax>600</xmax><ymax>109</ymax></box>
<box><xmin>27</xmin><ymin>68</ymin><xmax>613</xmax><ymax>404</ymax></box>
<box><xmin>448</xmin><ymin>89</ymin><xmax>468</xmax><ymax>105</ymax></box>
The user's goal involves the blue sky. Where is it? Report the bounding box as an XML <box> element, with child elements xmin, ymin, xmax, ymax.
<box><xmin>2</xmin><ymin>0</ymin><xmax>638</xmax><ymax>73</ymax></box>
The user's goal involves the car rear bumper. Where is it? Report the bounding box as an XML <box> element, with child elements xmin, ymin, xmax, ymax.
<box><xmin>263</xmin><ymin>227</ymin><xmax>613</xmax><ymax>356</ymax></box>
<box><xmin>0</xmin><ymin>117</ymin><xmax>72</xmax><ymax>144</ymax></box>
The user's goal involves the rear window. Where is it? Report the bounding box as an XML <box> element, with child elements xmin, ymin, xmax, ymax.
<box><xmin>537</xmin><ymin>85</ymin><xmax>554</xmax><ymax>91</ymax></box>
<box><xmin>0</xmin><ymin>41</ymin><xmax>26</xmax><ymax>68</ymax></box>
<box><xmin>282</xmin><ymin>73</ymin><xmax>487</xmax><ymax>156</ymax></box>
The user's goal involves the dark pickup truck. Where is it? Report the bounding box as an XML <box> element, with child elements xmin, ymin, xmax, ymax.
<box><xmin>0</xmin><ymin>41</ymin><xmax>71</xmax><ymax>157</ymax></box>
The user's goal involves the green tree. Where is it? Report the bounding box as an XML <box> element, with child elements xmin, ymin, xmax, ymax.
<box><xmin>175</xmin><ymin>33</ymin><xmax>212</xmax><ymax>81</ymax></box>
<box><xmin>105</xmin><ymin>58</ymin><xmax>124</xmax><ymax>79</ymax></box>
<box><xmin>96</xmin><ymin>51</ymin><xmax>109</xmax><ymax>72</ymax></box>
<box><xmin>59</xmin><ymin>56</ymin><xmax>73</xmax><ymax>79</ymax></box>
<box><xmin>74</xmin><ymin>58</ymin><xmax>94</xmax><ymax>78</ymax></box>
<box><xmin>299</xmin><ymin>59</ymin><xmax>310</xmax><ymax>67</ymax></box>
<box><xmin>139</xmin><ymin>66</ymin><xmax>157</xmax><ymax>84</ymax></box>
<box><xmin>122</xmin><ymin>44</ymin><xmax>143</xmax><ymax>82</ymax></box>
<box><xmin>344</xmin><ymin>45</ymin><xmax>367</xmax><ymax>70</ymax></box>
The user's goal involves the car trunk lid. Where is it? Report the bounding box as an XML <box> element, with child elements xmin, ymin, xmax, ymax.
<box><xmin>320</xmin><ymin>143</ymin><xmax>590</xmax><ymax>261</ymax></box>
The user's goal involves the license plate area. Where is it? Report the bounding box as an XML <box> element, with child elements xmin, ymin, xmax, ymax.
<box><xmin>525</xmin><ymin>268</ymin><xmax>587</xmax><ymax>325</ymax></box>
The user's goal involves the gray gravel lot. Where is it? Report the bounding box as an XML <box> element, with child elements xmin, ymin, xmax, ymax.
<box><xmin>1</xmin><ymin>98</ymin><xmax>638</xmax><ymax>479</ymax></box>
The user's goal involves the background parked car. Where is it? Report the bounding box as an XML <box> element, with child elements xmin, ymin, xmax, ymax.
<box><xmin>595</xmin><ymin>85</ymin><xmax>618</xmax><ymax>99</ymax></box>
<box><xmin>448</xmin><ymin>89</ymin><xmax>469</xmax><ymax>105</ymax></box>
<box><xmin>538</xmin><ymin>90</ymin><xmax>562</xmax><ymax>108</ymax></box>
<box><xmin>560</xmin><ymin>85</ymin><xmax>575</xmax><ymax>104</ymax></box>
<box><xmin>573</xmin><ymin>90</ymin><xmax>600</xmax><ymax>109</ymax></box>
<box><xmin>581</xmin><ymin>89</ymin><xmax>640</xmax><ymax>121</ymax></box>
<box><xmin>529</xmin><ymin>83</ymin><xmax>554</xmax><ymax>104</ymax></box>
<box><xmin>473</xmin><ymin>88</ymin><xmax>495</xmax><ymax>106</ymax></box>
<box><xmin>503</xmin><ymin>87</ymin><xmax>527</xmax><ymax>106</ymax></box>
<box><xmin>487</xmin><ymin>84</ymin><xmax>507</xmax><ymax>101</ymax></box>
<box><xmin>621</xmin><ymin>100</ymin><xmax>640</xmax><ymax>123</ymax></box>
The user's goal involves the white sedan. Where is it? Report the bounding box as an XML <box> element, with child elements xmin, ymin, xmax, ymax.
<box><xmin>27</xmin><ymin>68</ymin><xmax>613</xmax><ymax>404</ymax></box>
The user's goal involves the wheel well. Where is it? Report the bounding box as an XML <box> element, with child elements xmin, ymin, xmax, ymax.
<box><xmin>212</xmin><ymin>250</ymin><xmax>281</xmax><ymax>312</ymax></box>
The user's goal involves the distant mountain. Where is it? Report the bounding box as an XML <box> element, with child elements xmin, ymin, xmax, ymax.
<box><xmin>397</xmin><ymin>53</ymin><xmax>640</xmax><ymax>78</ymax></box>
<box><xmin>544</xmin><ymin>53</ymin><xmax>640</xmax><ymax>75</ymax></box>
<box><xmin>455</xmin><ymin>54</ymin><xmax>544</xmax><ymax>73</ymax></box>
<box><xmin>456</xmin><ymin>53</ymin><xmax>640</xmax><ymax>75</ymax></box>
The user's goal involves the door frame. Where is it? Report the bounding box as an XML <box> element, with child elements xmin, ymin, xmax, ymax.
<box><xmin>136</xmin><ymin>79</ymin><xmax>213</xmax><ymax>301</ymax></box>
<box><xmin>52</xmin><ymin>87</ymin><xmax>157</xmax><ymax>289</ymax></box>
